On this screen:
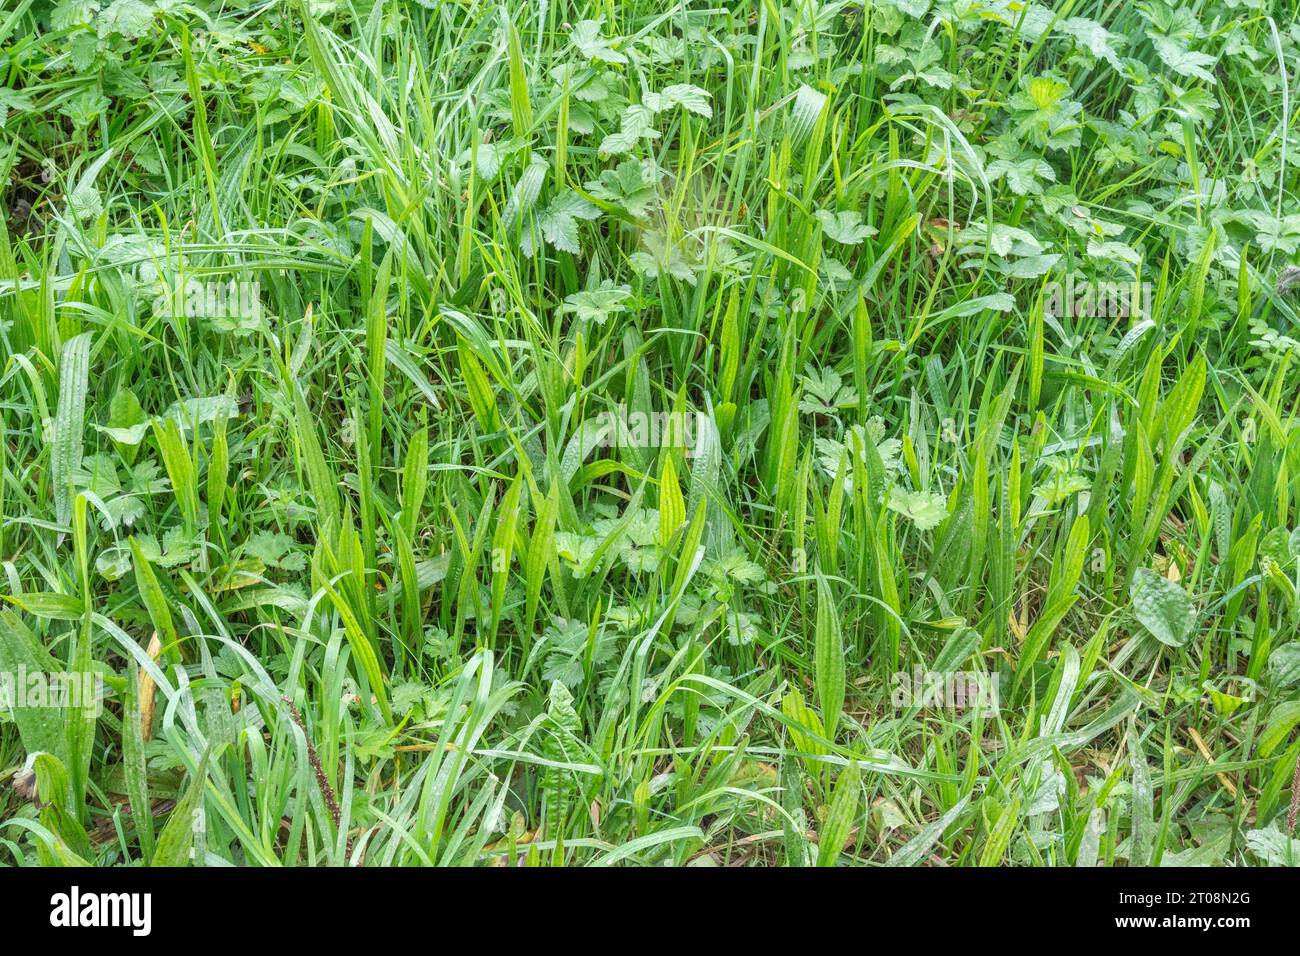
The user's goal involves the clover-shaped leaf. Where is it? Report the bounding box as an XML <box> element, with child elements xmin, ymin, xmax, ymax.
<box><xmin>522</xmin><ymin>190</ymin><xmax>600</xmax><ymax>256</ymax></box>
<box><xmin>815</xmin><ymin>209</ymin><xmax>877</xmax><ymax>245</ymax></box>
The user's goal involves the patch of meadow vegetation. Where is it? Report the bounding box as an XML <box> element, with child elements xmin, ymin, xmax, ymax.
<box><xmin>0</xmin><ymin>0</ymin><xmax>1299</xmax><ymax>866</ymax></box>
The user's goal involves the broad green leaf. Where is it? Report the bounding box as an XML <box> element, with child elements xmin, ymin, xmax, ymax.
<box><xmin>1129</xmin><ymin>568</ymin><xmax>1195</xmax><ymax>647</ymax></box>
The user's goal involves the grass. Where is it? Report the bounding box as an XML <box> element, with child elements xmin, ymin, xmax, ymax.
<box><xmin>0</xmin><ymin>0</ymin><xmax>1298</xmax><ymax>867</ymax></box>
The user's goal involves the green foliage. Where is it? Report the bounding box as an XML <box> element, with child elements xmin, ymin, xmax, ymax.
<box><xmin>0</xmin><ymin>0</ymin><xmax>1297</xmax><ymax>869</ymax></box>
